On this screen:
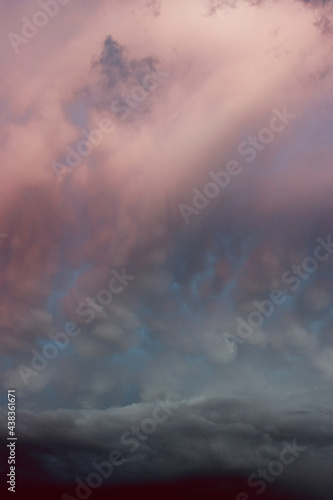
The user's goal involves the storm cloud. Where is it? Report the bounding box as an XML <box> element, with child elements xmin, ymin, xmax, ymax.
<box><xmin>1</xmin><ymin>0</ymin><xmax>333</xmax><ymax>498</ymax></box>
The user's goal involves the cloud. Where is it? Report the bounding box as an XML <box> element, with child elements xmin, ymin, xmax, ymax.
<box><xmin>1</xmin><ymin>394</ymin><xmax>332</xmax><ymax>498</ymax></box>
<box><xmin>1</xmin><ymin>0</ymin><xmax>333</xmax><ymax>497</ymax></box>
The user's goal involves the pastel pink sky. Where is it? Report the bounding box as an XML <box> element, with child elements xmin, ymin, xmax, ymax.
<box><xmin>1</xmin><ymin>0</ymin><xmax>333</xmax><ymax>386</ymax></box>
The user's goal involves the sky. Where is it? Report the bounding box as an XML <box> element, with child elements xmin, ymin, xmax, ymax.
<box><xmin>0</xmin><ymin>0</ymin><xmax>333</xmax><ymax>499</ymax></box>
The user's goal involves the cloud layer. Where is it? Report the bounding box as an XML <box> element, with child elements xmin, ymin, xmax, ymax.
<box><xmin>1</xmin><ymin>0</ymin><xmax>333</xmax><ymax>498</ymax></box>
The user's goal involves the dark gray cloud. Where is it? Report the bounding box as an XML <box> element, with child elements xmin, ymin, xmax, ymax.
<box><xmin>1</xmin><ymin>393</ymin><xmax>332</xmax><ymax>498</ymax></box>
<box><xmin>82</xmin><ymin>35</ymin><xmax>166</xmax><ymax>122</ymax></box>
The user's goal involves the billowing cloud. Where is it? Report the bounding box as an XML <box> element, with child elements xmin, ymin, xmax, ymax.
<box><xmin>1</xmin><ymin>0</ymin><xmax>333</xmax><ymax>498</ymax></box>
